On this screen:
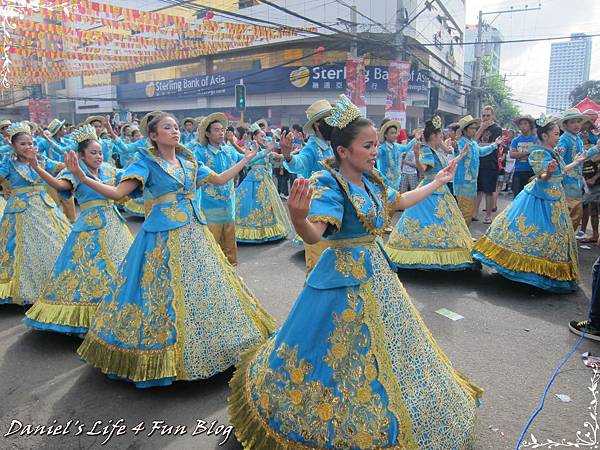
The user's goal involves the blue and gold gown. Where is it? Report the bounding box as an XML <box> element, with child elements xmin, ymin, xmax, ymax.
<box><xmin>77</xmin><ymin>145</ymin><xmax>276</xmax><ymax>387</ymax></box>
<box><xmin>472</xmin><ymin>144</ymin><xmax>579</xmax><ymax>293</ymax></box>
<box><xmin>24</xmin><ymin>163</ymin><xmax>134</xmax><ymax>334</ymax></box>
<box><xmin>386</xmin><ymin>145</ymin><xmax>475</xmax><ymax>270</ymax></box>
<box><xmin>235</xmin><ymin>149</ymin><xmax>292</xmax><ymax>243</ymax></box>
<box><xmin>0</xmin><ymin>154</ymin><xmax>71</xmax><ymax>305</ymax></box>
<box><xmin>229</xmin><ymin>159</ymin><xmax>482</xmax><ymax>449</ymax></box>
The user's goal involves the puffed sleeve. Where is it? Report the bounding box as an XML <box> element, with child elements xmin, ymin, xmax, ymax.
<box><xmin>419</xmin><ymin>146</ymin><xmax>435</xmax><ymax>168</ymax></box>
<box><xmin>529</xmin><ymin>149</ymin><xmax>552</xmax><ymax>176</ymax></box>
<box><xmin>43</xmin><ymin>156</ymin><xmax>64</xmax><ymax>174</ymax></box>
<box><xmin>121</xmin><ymin>158</ymin><xmax>150</xmax><ymax>198</ymax></box>
<box><xmin>0</xmin><ymin>156</ymin><xmax>10</xmax><ymax>180</ymax></box>
<box><xmin>307</xmin><ymin>170</ymin><xmax>344</xmax><ymax>231</ymax></box>
<box><xmin>195</xmin><ymin>160</ymin><xmax>217</xmax><ymax>187</ymax></box>
<box><xmin>56</xmin><ymin>168</ymin><xmax>77</xmax><ymax>199</ymax></box>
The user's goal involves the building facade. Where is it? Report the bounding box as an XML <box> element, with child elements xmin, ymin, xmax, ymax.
<box><xmin>463</xmin><ymin>24</ymin><xmax>502</xmax><ymax>84</ymax></box>
<box><xmin>4</xmin><ymin>0</ymin><xmax>467</xmax><ymax>131</ymax></box>
<box><xmin>546</xmin><ymin>33</ymin><xmax>592</xmax><ymax>113</ymax></box>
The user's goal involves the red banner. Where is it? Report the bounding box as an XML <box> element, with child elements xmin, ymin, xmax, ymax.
<box><xmin>28</xmin><ymin>99</ymin><xmax>52</xmax><ymax>126</ymax></box>
<box><xmin>345</xmin><ymin>55</ymin><xmax>367</xmax><ymax>116</ymax></box>
<box><xmin>385</xmin><ymin>60</ymin><xmax>411</xmax><ymax>127</ymax></box>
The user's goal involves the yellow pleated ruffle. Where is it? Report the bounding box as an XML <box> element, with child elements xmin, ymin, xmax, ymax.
<box><xmin>25</xmin><ymin>301</ymin><xmax>98</xmax><ymax>329</ymax></box>
<box><xmin>384</xmin><ymin>246</ymin><xmax>474</xmax><ymax>267</ymax></box>
<box><xmin>236</xmin><ymin>223</ymin><xmax>289</xmax><ymax>242</ymax></box>
<box><xmin>474</xmin><ymin>235</ymin><xmax>577</xmax><ymax>281</ymax></box>
<box><xmin>77</xmin><ymin>333</ymin><xmax>178</xmax><ymax>383</ymax></box>
<box><xmin>0</xmin><ymin>280</ymin><xmax>13</xmax><ymax>299</ymax></box>
<box><xmin>228</xmin><ymin>345</ymin><xmax>312</xmax><ymax>450</ymax></box>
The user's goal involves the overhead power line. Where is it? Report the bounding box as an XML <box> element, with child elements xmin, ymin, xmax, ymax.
<box><xmin>422</xmin><ymin>32</ymin><xmax>600</xmax><ymax>46</ymax></box>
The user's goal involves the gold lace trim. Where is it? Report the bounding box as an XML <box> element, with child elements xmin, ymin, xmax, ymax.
<box><xmin>359</xmin><ymin>281</ymin><xmax>417</xmax><ymax>447</ymax></box>
<box><xmin>322</xmin><ymin>158</ymin><xmax>391</xmax><ymax>237</ymax></box>
<box><xmin>235</xmin><ymin>223</ymin><xmax>289</xmax><ymax>242</ymax></box>
<box><xmin>384</xmin><ymin>246</ymin><xmax>474</xmax><ymax>267</ymax></box>
<box><xmin>307</xmin><ymin>214</ymin><xmax>341</xmax><ymax>230</ymax></box>
<box><xmin>77</xmin><ymin>333</ymin><xmax>179</xmax><ymax>382</ymax></box>
<box><xmin>166</xmin><ymin>227</ymin><xmax>188</xmax><ymax>379</ymax></box>
<box><xmin>474</xmin><ymin>235</ymin><xmax>578</xmax><ymax>281</ymax></box>
<box><xmin>25</xmin><ymin>301</ymin><xmax>97</xmax><ymax>329</ymax></box>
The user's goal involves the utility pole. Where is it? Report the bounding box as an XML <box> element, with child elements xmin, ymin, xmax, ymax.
<box><xmin>395</xmin><ymin>0</ymin><xmax>405</xmax><ymax>60</ymax></box>
<box><xmin>472</xmin><ymin>10</ymin><xmax>484</xmax><ymax>118</ymax></box>
<box><xmin>350</xmin><ymin>1</ymin><xmax>358</xmax><ymax>57</ymax></box>
<box><xmin>472</xmin><ymin>3</ymin><xmax>541</xmax><ymax>117</ymax></box>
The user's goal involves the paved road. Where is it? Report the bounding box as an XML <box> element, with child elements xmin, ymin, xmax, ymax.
<box><xmin>1</xmin><ymin>196</ymin><xmax>599</xmax><ymax>450</ymax></box>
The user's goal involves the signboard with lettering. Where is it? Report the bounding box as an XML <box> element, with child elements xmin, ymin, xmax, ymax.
<box><xmin>117</xmin><ymin>64</ymin><xmax>431</xmax><ymax>101</ymax></box>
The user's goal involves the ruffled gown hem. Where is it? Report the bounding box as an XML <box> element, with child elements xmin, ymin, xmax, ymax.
<box><xmin>384</xmin><ymin>246</ymin><xmax>476</xmax><ymax>271</ymax></box>
<box><xmin>24</xmin><ymin>301</ymin><xmax>97</xmax><ymax>334</ymax></box>
<box><xmin>473</xmin><ymin>236</ymin><xmax>578</xmax><ymax>293</ymax></box>
<box><xmin>236</xmin><ymin>224</ymin><xmax>289</xmax><ymax>243</ymax></box>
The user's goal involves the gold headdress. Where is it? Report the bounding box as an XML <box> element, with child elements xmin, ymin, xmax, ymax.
<box><xmin>431</xmin><ymin>115</ymin><xmax>442</xmax><ymax>130</ymax></box>
<box><xmin>325</xmin><ymin>94</ymin><xmax>363</xmax><ymax>129</ymax></box>
<box><xmin>71</xmin><ymin>124</ymin><xmax>98</xmax><ymax>144</ymax></box>
<box><xmin>6</xmin><ymin>122</ymin><xmax>31</xmax><ymax>140</ymax></box>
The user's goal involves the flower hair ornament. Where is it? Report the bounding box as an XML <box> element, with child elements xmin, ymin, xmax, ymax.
<box><xmin>325</xmin><ymin>94</ymin><xmax>363</xmax><ymax>129</ymax></box>
<box><xmin>427</xmin><ymin>115</ymin><xmax>443</xmax><ymax>131</ymax></box>
<box><xmin>535</xmin><ymin>114</ymin><xmax>556</xmax><ymax>128</ymax></box>
<box><xmin>71</xmin><ymin>124</ymin><xmax>98</xmax><ymax>144</ymax></box>
<box><xmin>6</xmin><ymin>122</ymin><xmax>31</xmax><ymax>140</ymax></box>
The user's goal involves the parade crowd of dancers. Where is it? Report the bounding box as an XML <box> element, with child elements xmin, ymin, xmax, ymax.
<box><xmin>0</xmin><ymin>94</ymin><xmax>599</xmax><ymax>449</ymax></box>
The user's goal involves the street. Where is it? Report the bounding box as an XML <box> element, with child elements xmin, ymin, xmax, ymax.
<box><xmin>1</xmin><ymin>195</ymin><xmax>599</xmax><ymax>450</ymax></box>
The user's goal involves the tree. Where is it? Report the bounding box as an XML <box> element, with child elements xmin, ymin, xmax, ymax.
<box><xmin>480</xmin><ymin>57</ymin><xmax>520</xmax><ymax>127</ymax></box>
<box><xmin>570</xmin><ymin>80</ymin><xmax>600</xmax><ymax>106</ymax></box>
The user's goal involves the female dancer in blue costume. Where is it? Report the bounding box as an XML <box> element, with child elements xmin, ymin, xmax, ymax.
<box><xmin>473</xmin><ymin>115</ymin><xmax>597</xmax><ymax>293</ymax></box>
<box><xmin>24</xmin><ymin>125</ymin><xmax>134</xmax><ymax>335</ymax></box>
<box><xmin>0</xmin><ymin>122</ymin><xmax>71</xmax><ymax>306</ymax></box>
<box><xmin>235</xmin><ymin>123</ymin><xmax>292</xmax><ymax>243</ymax></box>
<box><xmin>376</xmin><ymin>119</ymin><xmax>420</xmax><ymax>190</ymax></box>
<box><xmin>117</xmin><ymin>112</ymin><xmax>159</xmax><ymax>218</ymax></box>
<box><xmin>228</xmin><ymin>96</ymin><xmax>482</xmax><ymax>449</ymax></box>
<box><xmin>386</xmin><ymin>116</ymin><xmax>475</xmax><ymax>270</ymax></box>
<box><xmin>66</xmin><ymin>113</ymin><xmax>275</xmax><ymax>387</ymax></box>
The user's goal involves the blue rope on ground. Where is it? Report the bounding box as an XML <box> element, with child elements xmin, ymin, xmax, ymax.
<box><xmin>514</xmin><ymin>294</ymin><xmax>592</xmax><ymax>449</ymax></box>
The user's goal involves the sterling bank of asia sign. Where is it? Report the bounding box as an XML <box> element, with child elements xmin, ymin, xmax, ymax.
<box><xmin>117</xmin><ymin>64</ymin><xmax>430</xmax><ymax>101</ymax></box>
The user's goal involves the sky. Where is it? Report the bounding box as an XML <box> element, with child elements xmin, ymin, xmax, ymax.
<box><xmin>465</xmin><ymin>0</ymin><xmax>600</xmax><ymax>115</ymax></box>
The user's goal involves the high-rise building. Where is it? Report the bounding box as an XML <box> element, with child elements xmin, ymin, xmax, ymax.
<box><xmin>546</xmin><ymin>33</ymin><xmax>592</xmax><ymax>113</ymax></box>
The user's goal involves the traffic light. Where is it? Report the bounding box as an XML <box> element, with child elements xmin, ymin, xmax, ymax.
<box><xmin>429</xmin><ymin>86</ymin><xmax>439</xmax><ymax>111</ymax></box>
<box><xmin>235</xmin><ymin>84</ymin><xmax>246</xmax><ymax>111</ymax></box>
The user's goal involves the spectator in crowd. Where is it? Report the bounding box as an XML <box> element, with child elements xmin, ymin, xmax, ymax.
<box><xmin>474</xmin><ymin>105</ymin><xmax>503</xmax><ymax>223</ymax></box>
<box><xmin>579</xmin><ymin>155</ymin><xmax>600</xmax><ymax>243</ymax></box>
<box><xmin>272</xmin><ymin>127</ymin><xmax>293</xmax><ymax>199</ymax></box>
<box><xmin>509</xmin><ymin>115</ymin><xmax>537</xmax><ymax>197</ymax></box>
<box><xmin>400</xmin><ymin>128</ymin><xmax>422</xmax><ymax>193</ymax></box>
<box><xmin>396</xmin><ymin>127</ymin><xmax>409</xmax><ymax>145</ymax></box>
<box><xmin>291</xmin><ymin>124</ymin><xmax>305</xmax><ymax>147</ymax></box>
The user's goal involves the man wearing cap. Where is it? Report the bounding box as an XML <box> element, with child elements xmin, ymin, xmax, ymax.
<box><xmin>190</xmin><ymin>113</ymin><xmax>246</xmax><ymax>266</ymax></box>
<box><xmin>454</xmin><ymin>114</ymin><xmax>503</xmax><ymax>225</ymax></box>
<box><xmin>377</xmin><ymin>119</ymin><xmax>421</xmax><ymax>191</ymax></box>
<box><xmin>510</xmin><ymin>114</ymin><xmax>538</xmax><ymax>197</ymax></box>
<box><xmin>181</xmin><ymin>117</ymin><xmax>197</xmax><ymax>146</ymax></box>
<box><xmin>279</xmin><ymin>100</ymin><xmax>335</xmax><ymax>270</ymax></box>
<box><xmin>558</xmin><ymin>108</ymin><xmax>600</xmax><ymax>230</ymax></box>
